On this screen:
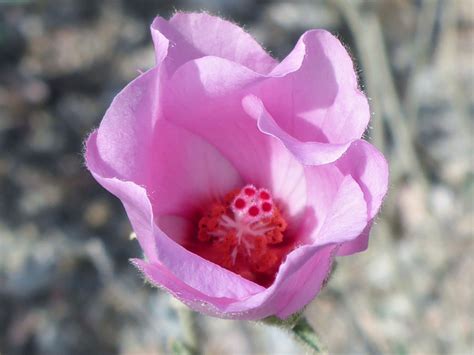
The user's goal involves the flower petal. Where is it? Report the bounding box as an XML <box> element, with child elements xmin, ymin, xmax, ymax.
<box><xmin>84</xmin><ymin>67</ymin><xmax>163</xmax><ymax>261</ymax></box>
<box><xmin>149</xmin><ymin>119</ymin><xmax>243</xmax><ymax>218</ymax></box>
<box><xmin>86</xmin><ymin>132</ymin><xmax>158</xmax><ymax>262</ymax></box>
<box><xmin>243</xmin><ymin>95</ymin><xmax>353</xmax><ymax>165</ymax></box>
<box><xmin>91</xmin><ymin>67</ymin><xmax>160</xmax><ymax>186</ymax></box>
<box><xmin>147</xmin><ymin>119</ymin><xmax>266</xmax><ymax>296</ymax></box>
<box><xmin>335</xmin><ymin>139</ymin><xmax>389</xmax><ymax>255</ymax></box>
<box><xmin>164</xmin><ymin>56</ymin><xmax>309</xmax><ymax>223</ymax></box>
<box><xmin>337</xmin><ymin>222</ymin><xmax>372</xmax><ymax>256</ymax></box>
<box><xmin>153</xmin><ymin>227</ymin><xmax>264</xmax><ymax>299</ymax></box>
<box><xmin>222</xmin><ymin>243</ymin><xmax>337</xmax><ymax>319</ymax></box>
<box><xmin>133</xmin><ymin>243</ymin><xmax>337</xmax><ymax>320</ymax></box>
<box><xmin>272</xmin><ymin>244</ymin><xmax>337</xmax><ymax>318</ymax></box>
<box><xmin>88</xmin><ymin>131</ymin><xmax>263</xmax><ymax>300</ymax></box>
<box><xmin>314</xmin><ymin>175</ymin><xmax>368</xmax><ymax>245</ymax></box>
<box><xmin>151</xmin><ymin>12</ymin><xmax>277</xmax><ymax>74</ymax></box>
<box><xmin>122</xmin><ymin>161</ymin><xmax>364</xmax><ymax>320</ymax></box>
<box><xmin>85</xmin><ymin>64</ymin><xmax>264</xmax><ymax>300</ymax></box>
<box><xmin>132</xmin><ymin>259</ymin><xmax>237</xmax><ymax>314</ymax></box>
<box><xmin>301</xmin><ymin>164</ymin><xmax>368</xmax><ymax>246</ymax></box>
<box><xmin>255</xmin><ymin>30</ymin><xmax>370</xmax><ymax>164</ymax></box>
<box><xmin>335</xmin><ymin>139</ymin><xmax>389</xmax><ymax>219</ymax></box>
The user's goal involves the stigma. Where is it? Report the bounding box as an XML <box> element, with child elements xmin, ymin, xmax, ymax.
<box><xmin>194</xmin><ymin>184</ymin><xmax>288</xmax><ymax>285</ymax></box>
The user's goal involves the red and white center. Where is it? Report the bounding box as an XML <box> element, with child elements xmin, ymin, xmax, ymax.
<box><xmin>186</xmin><ymin>184</ymin><xmax>292</xmax><ymax>287</ymax></box>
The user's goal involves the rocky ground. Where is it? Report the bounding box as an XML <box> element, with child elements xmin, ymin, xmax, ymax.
<box><xmin>0</xmin><ymin>0</ymin><xmax>472</xmax><ymax>354</ymax></box>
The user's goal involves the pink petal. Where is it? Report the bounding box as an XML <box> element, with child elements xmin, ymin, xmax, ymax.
<box><xmin>92</xmin><ymin>67</ymin><xmax>160</xmax><ymax>187</ymax></box>
<box><xmin>86</xmin><ymin>132</ymin><xmax>158</xmax><ymax>262</ymax></box>
<box><xmin>164</xmin><ymin>58</ymin><xmax>287</xmax><ymax>187</ymax></box>
<box><xmin>149</xmin><ymin>119</ymin><xmax>243</xmax><ymax>218</ymax></box>
<box><xmin>133</xmin><ymin>243</ymin><xmax>337</xmax><ymax>320</ymax></box>
<box><xmin>131</xmin><ymin>259</ymin><xmax>237</xmax><ymax>314</ymax></box>
<box><xmin>150</xmin><ymin>21</ymin><xmax>169</xmax><ymax>67</ymax></box>
<box><xmin>335</xmin><ymin>140</ymin><xmax>389</xmax><ymax>219</ymax></box>
<box><xmin>313</xmin><ymin>175</ymin><xmax>368</xmax><ymax>245</ymax></box>
<box><xmin>124</xmin><ymin>162</ymin><xmax>365</xmax><ymax>319</ymax></box>
<box><xmin>255</xmin><ymin>30</ymin><xmax>370</xmax><ymax>164</ymax></box>
<box><xmin>88</xmin><ymin>129</ymin><xmax>263</xmax><ymax>300</ymax></box>
<box><xmin>90</xmin><ymin>140</ymin><xmax>261</xmax><ymax>300</ymax></box>
<box><xmin>337</xmin><ymin>222</ymin><xmax>372</xmax><ymax>256</ymax></box>
<box><xmin>224</xmin><ymin>243</ymin><xmax>337</xmax><ymax>319</ymax></box>
<box><xmin>153</xmin><ymin>227</ymin><xmax>264</xmax><ymax>299</ymax></box>
<box><xmin>243</xmin><ymin>95</ymin><xmax>353</xmax><ymax>165</ymax></box>
<box><xmin>151</xmin><ymin>12</ymin><xmax>277</xmax><ymax>74</ymax></box>
<box><xmin>265</xmin><ymin>141</ymin><xmax>308</xmax><ymax>231</ymax></box>
<box><xmin>85</xmin><ymin>64</ymin><xmax>264</xmax><ymax>300</ymax></box>
<box><xmin>302</xmin><ymin>165</ymin><xmax>368</xmax><ymax>246</ymax></box>
<box><xmin>165</xmin><ymin>56</ymin><xmax>310</xmax><ymax>225</ymax></box>
<box><xmin>84</xmin><ymin>68</ymin><xmax>162</xmax><ymax>261</ymax></box>
<box><xmin>156</xmin><ymin>215</ymin><xmax>192</xmax><ymax>245</ymax></box>
<box><xmin>272</xmin><ymin>244</ymin><xmax>337</xmax><ymax>318</ymax></box>
<box><xmin>335</xmin><ymin>139</ymin><xmax>389</xmax><ymax>255</ymax></box>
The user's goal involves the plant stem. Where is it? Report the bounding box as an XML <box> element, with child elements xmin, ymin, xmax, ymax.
<box><xmin>291</xmin><ymin>316</ymin><xmax>328</xmax><ymax>355</ymax></box>
<box><xmin>177</xmin><ymin>306</ymin><xmax>200</xmax><ymax>355</ymax></box>
<box><xmin>170</xmin><ymin>299</ymin><xmax>202</xmax><ymax>355</ymax></box>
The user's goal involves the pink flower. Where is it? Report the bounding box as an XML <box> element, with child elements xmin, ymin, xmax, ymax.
<box><xmin>85</xmin><ymin>13</ymin><xmax>388</xmax><ymax>320</ymax></box>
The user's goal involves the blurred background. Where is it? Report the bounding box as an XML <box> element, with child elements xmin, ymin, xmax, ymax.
<box><xmin>0</xmin><ymin>0</ymin><xmax>472</xmax><ymax>354</ymax></box>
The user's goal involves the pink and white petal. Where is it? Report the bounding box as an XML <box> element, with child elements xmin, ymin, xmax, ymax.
<box><xmin>314</xmin><ymin>175</ymin><xmax>367</xmax><ymax>246</ymax></box>
<box><xmin>297</xmin><ymin>164</ymin><xmax>344</xmax><ymax>244</ymax></box>
<box><xmin>86</xmin><ymin>132</ymin><xmax>158</xmax><ymax>262</ymax></box>
<box><xmin>134</xmin><ymin>244</ymin><xmax>336</xmax><ymax>320</ymax></box>
<box><xmin>222</xmin><ymin>244</ymin><xmax>337</xmax><ymax>320</ymax></box>
<box><xmin>93</xmin><ymin>67</ymin><xmax>160</xmax><ymax>187</ymax></box>
<box><xmin>87</xmin><ymin>155</ymin><xmax>263</xmax><ymax>300</ymax></box>
<box><xmin>150</xmin><ymin>21</ymin><xmax>170</xmax><ymax>66</ymax></box>
<box><xmin>243</xmin><ymin>95</ymin><xmax>354</xmax><ymax>165</ymax></box>
<box><xmin>132</xmin><ymin>259</ymin><xmax>237</xmax><ymax>315</ymax></box>
<box><xmin>273</xmin><ymin>244</ymin><xmax>337</xmax><ymax>318</ymax></box>
<box><xmin>256</xmin><ymin>30</ymin><xmax>369</xmax><ymax>159</ymax></box>
<box><xmin>138</xmin><ymin>119</ymin><xmax>264</xmax><ymax>299</ymax></box>
<box><xmin>156</xmin><ymin>215</ymin><xmax>193</xmax><ymax>245</ymax></box>
<box><xmin>153</xmin><ymin>227</ymin><xmax>265</xmax><ymax>299</ymax></box>
<box><xmin>92</xmin><ymin>135</ymin><xmax>358</xmax><ymax>320</ymax></box>
<box><xmin>151</xmin><ymin>12</ymin><xmax>277</xmax><ymax>74</ymax></box>
<box><xmin>88</xmin><ymin>114</ymin><xmax>263</xmax><ymax>300</ymax></box>
<box><xmin>335</xmin><ymin>139</ymin><xmax>389</xmax><ymax>219</ymax></box>
<box><xmin>298</xmin><ymin>164</ymin><xmax>367</xmax><ymax>246</ymax></box>
<box><xmin>265</xmin><ymin>141</ymin><xmax>307</xmax><ymax>230</ymax></box>
<box><xmin>336</xmin><ymin>222</ymin><xmax>372</xmax><ymax>256</ymax></box>
<box><xmin>335</xmin><ymin>140</ymin><xmax>388</xmax><ymax>255</ymax></box>
<box><xmin>149</xmin><ymin>119</ymin><xmax>243</xmax><ymax>217</ymax></box>
<box><xmin>163</xmin><ymin>56</ymin><xmax>273</xmax><ymax>187</ymax></box>
<box><xmin>165</xmin><ymin>58</ymin><xmax>311</xmax><ymax>223</ymax></box>
<box><xmin>226</xmin><ymin>173</ymin><xmax>368</xmax><ymax>318</ymax></box>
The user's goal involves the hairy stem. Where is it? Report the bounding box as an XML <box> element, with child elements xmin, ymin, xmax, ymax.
<box><xmin>171</xmin><ymin>300</ymin><xmax>202</xmax><ymax>355</ymax></box>
<box><xmin>291</xmin><ymin>316</ymin><xmax>328</xmax><ymax>355</ymax></box>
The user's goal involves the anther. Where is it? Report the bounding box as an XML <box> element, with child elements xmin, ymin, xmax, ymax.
<box><xmin>244</xmin><ymin>186</ymin><xmax>256</xmax><ymax>196</ymax></box>
<box><xmin>259</xmin><ymin>190</ymin><xmax>270</xmax><ymax>200</ymax></box>
<box><xmin>248</xmin><ymin>205</ymin><xmax>260</xmax><ymax>217</ymax></box>
<box><xmin>234</xmin><ymin>198</ymin><xmax>246</xmax><ymax>210</ymax></box>
<box><xmin>261</xmin><ymin>201</ymin><xmax>272</xmax><ymax>213</ymax></box>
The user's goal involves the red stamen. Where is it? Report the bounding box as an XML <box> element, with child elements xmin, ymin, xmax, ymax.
<box><xmin>261</xmin><ymin>201</ymin><xmax>272</xmax><ymax>212</ymax></box>
<box><xmin>188</xmin><ymin>184</ymin><xmax>292</xmax><ymax>287</ymax></box>
<box><xmin>248</xmin><ymin>205</ymin><xmax>260</xmax><ymax>217</ymax></box>
<box><xmin>234</xmin><ymin>198</ymin><xmax>246</xmax><ymax>209</ymax></box>
<box><xmin>244</xmin><ymin>187</ymin><xmax>256</xmax><ymax>196</ymax></box>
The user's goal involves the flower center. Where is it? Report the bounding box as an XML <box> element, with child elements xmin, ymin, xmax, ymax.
<box><xmin>187</xmin><ymin>184</ymin><xmax>291</xmax><ymax>287</ymax></box>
